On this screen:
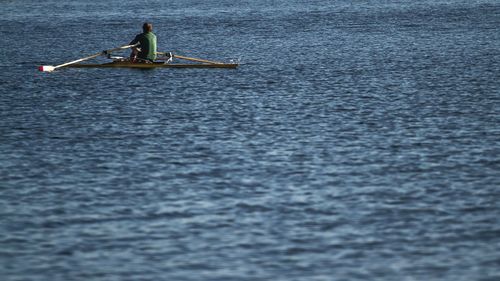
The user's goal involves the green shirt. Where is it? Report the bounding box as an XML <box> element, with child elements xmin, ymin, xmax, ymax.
<box><xmin>130</xmin><ymin>32</ymin><xmax>157</xmax><ymax>61</ymax></box>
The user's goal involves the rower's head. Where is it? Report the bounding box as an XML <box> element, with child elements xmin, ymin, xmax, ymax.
<box><xmin>143</xmin><ymin>22</ymin><xmax>153</xmax><ymax>33</ymax></box>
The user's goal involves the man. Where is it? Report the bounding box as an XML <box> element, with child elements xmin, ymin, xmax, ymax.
<box><xmin>130</xmin><ymin>23</ymin><xmax>157</xmax><ymax>62</ymax></box>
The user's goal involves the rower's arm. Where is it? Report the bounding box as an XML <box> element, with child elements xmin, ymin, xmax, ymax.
<box><xmin>129</xmin><ymin>34</ymin><xmax>141</xmax><ymax>46</ymax></box>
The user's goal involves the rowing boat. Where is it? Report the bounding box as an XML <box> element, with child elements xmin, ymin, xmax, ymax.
<box><xmin>68</xmin><ymin>60</ymin><xmax>238</xmax><ymax>69</ymax></box>
<box><xmin>38</xmin><ymin>44</ymin><xmax>238</xmax><ymax>72</ymax></box>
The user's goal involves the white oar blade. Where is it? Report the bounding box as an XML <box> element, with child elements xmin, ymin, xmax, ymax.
<box><xmin>38</xmin><ymin>65</ymin><xmax>55</xmax><ymax>72</ymax></box>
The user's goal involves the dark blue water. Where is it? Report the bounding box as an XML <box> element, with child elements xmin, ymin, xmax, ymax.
<box><xmin>1</xmin><ymin>0</ymin><xmax>500</xmax><ymax>280</ymax></box>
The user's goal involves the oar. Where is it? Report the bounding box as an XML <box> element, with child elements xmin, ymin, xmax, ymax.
<box><xmin>38</xmin><ymin>43</ymin><xmax>138</xmax><ymax>72</ymax></box>
<box><xmin>157</xmin><ymin>52</ymin><xmax>224</xmax><ymax>64</ymax></box>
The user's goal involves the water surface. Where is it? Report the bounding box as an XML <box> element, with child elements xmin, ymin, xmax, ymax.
<box><xmin>1</xmin><ymin>0</ymin><xmax>500</xmax><ymax>280</ymax></box>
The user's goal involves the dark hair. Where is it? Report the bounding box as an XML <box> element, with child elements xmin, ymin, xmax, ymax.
<box><xmin>143</xmin><ymin>23</ymin><xmax>153</xmax><ymax>33</ymax></box>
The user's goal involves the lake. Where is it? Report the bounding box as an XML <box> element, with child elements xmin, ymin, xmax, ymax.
<box><xmin>1</xmin><ymin>0</ymin><xmax>499</xmax><ymax>280</ymax></box>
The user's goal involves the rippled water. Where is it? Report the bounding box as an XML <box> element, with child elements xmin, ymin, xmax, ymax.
<box><xmin>1</xmin><ymin>0</ymin><xmax>500</xmax><ymax>280</ymax></box>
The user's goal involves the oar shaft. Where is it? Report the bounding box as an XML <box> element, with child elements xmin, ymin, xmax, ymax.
<box><xmin>53</xmin><ymin>43</ymin><xmax>138</xmax><ymax>69</ymax></box>
<box><xmin>55</xmin><ymin>53</ymin><xmax>104</xmax><ymax>69</ymax></box>
<box><xmin>174</xmin><ymin>54</ymin><xmax>223</xmax><ymax>64</ymax></box>
<box><xmin>157</xmin><ymin>52</ymin><xmax>223</xmax><ymax>64</ymax></box>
